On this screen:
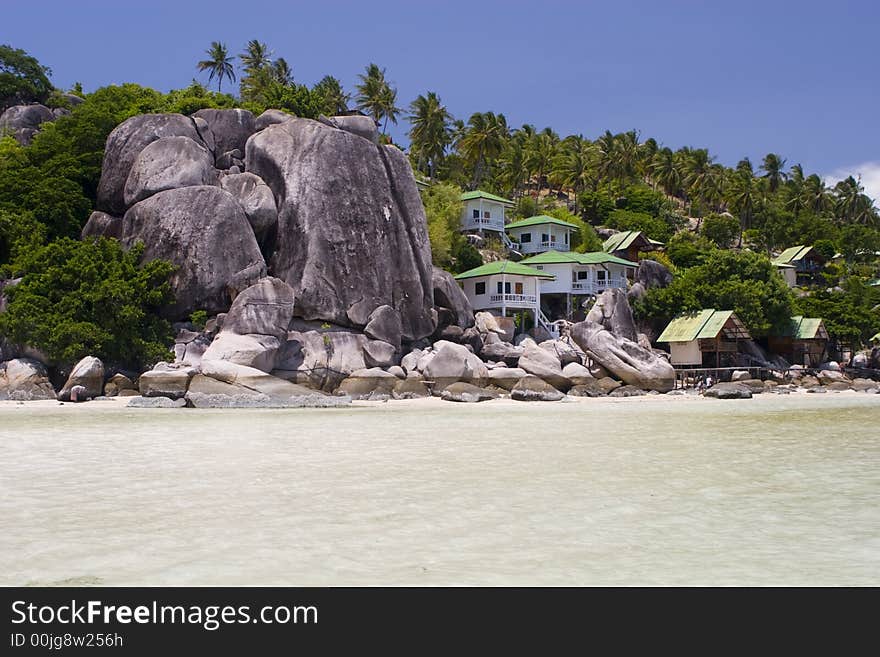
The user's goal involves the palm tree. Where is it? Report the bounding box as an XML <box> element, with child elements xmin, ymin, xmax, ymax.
<box><xmin>784</xmin><ymin>164</ymin><xmax>805</xmax><ymax>217</ymax></box>
<box><xmin>683</xmin><ymin>148</ymin><xmax>716</xmax><ymax>214</ymax></box>
<box><xmin>313</xmin><ymin>75</ymin><xmax>350</xmax><ymax>115</ymax></box>
<box><xmin>802</xmin><ymin>174</ymin><xmax>830</xmax><ymax>214</ymax></box>
<box><xmin>196</xmin><ymin>41</ymin><xmax>235</xmax><ymax>93</ymax></box>
<box><xmin>552</xmin><ymin>135</ymin><xmax>597</xmax><ymax>212</ymax></box>
<box><xmin>650</xmin><ymin>147</ymin><xmax>682</xmax><ymax>198</ymax></box>
<box><xmin>240</xmin><ymin>39</ymin><xmax>272</xmax><ymax>74</ymax></box>
<box><xmin>833</xmin><ymin>176</ymin><xmax>875</xmax><ymax>225</ymax></box>
<box><xmin>408</xmin><ymin>92</ymin><xmax>453</xmax><ymax>178</ymax></box>
<box><xmin>760</xmin><ymin>153</ymin><xmax>787</xmax><ymax>193</ymax></box>
<box><xmin>458</xmin><ymin>111</ymin><xmax>508</xmax><ymax>188</ymax></box>
<box><xmin>356</xmin><ymin>63</ymin><xmax>389</xmax><ymax>126</ymax></box>
<box><xmin>524</xmin><ymin>128</ymin><xmax>560</xmax><ymax>201</ymax></box>
<box><xmin>271</xmin><ymin>57</ymin><xmax>293</xmax><ymax>85</ymax></box>
<box><xmin>379</xmin><ymin>83</ymin><xmax>401</xmax><ymax>134</ymax></box>
<box><xmin>727</xmin><ymin>158</ymin><xmax>758</xmax><ymax>238</ymax></box>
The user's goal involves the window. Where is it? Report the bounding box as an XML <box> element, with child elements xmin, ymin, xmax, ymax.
<box><xmin>515</xmin><ymin>282</ymin><xmax>523</xmax><ymax>295</ymax></box>
<box><xmin>473</xmin><ymin>209</ymin><xmax>480</xmax><ymax>219</ymax></box>
<box><xmin>520</xmin><ymin>233</ymin><xmax>532</xmax><ymax>243</ymax></box>
<box><xmin>577</xmin><ymin>270</ymin><xmax>589</xmax><ymax>280</ymax></box>
<box><xmin>565</xmin><ymin>232</ymin><xmax>569</xmax><ymax>244</ymax></box>
<box><xmin>475</xmin><ymin>282</ymin><xmax>486</xmax><ymax>295</ymax></box>
<box><xmin>597</xmin><ymin>270</ymin><xmax>607</xmax><ymax>281</ymax></box>
<box><xmin>497</xmin><ymin>281</ymin><xmax>511</xmax><ymax>294</ymax></box>
<box><xmin>497</xmin><ymin>282</ymin><xmax>503</xmax><ymax>294</ymax></box>
<box><xmin>483</xmin><ymin>210</ymin><xmax>491</xmax><ymax>218</ymax></box>
<box><xmin>541</xmin><ymin>233</ymin><xmax>549</xmax><ymax>243</ymax></box>
<box><xmin>535</xmin><ymin>265</ymin><xmax>544</xmax><ymax>270</ymax></box>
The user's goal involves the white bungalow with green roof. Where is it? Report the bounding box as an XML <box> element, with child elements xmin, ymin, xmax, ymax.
<box><xmin>519</xmin><ymin>250</ymin><xmax>636</xmax><ymax>296</ymax></box>
<box><xmin>505</xmin><ymin>215</ymin><xmax>578</xmax><ymax>254</ymax></box>
<box><xmin>459</xmin><ymin>190</ymin><xmax>514</xmax><ymax>234</ymax></box>
<box><xmin>771</xmin><ymin>245</ymin><xmax>827</xmax><ymax>287</ymax></box>
<box><xmin>454</xmin><ymin>260</ymin><xmax>553</xmax><ymax>329</ymax></box>
<box><xmin>656</xmin><ymin>309</ymin><xmax>751</xmax><ymax>367</ymax></box>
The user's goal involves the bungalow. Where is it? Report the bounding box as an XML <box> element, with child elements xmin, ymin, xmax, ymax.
<box><xmin>771</xmin><ymin>245</ymin><xmax>827</xmax><ymax>286</ymax></box>
<box><xmin>656</xmin><ymin>309</ymin><xmax>751</xmax><ymax>367</ymax></box>
<box><xmin>459</xmin><ymin>190</ymin><xmax>514</xmax><ymax>234</ymax></box>
<box><xmin>454</xmin><ymin>260</ymin><xmax>553</xmax><ymax>330</ymax></box>
<box><xmin>519</xmin><ymin>250</ymin><xmax>636</xmax><ymax>296</ymax></box>
<box><xmin>767</xmin><ymin>316</ymin><xmax>829</xmax><ymax>367</ymax></box>
<box><xmin>505</xmin><ymin>215</ymin><xmax>578</xmax><ymax>254</ymax></box>
<box><xmin>602</xmin><ymin>230</ymin><xmax>663</xmax><ymax>263</ymax></box>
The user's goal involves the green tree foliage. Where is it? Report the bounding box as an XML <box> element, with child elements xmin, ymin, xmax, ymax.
<box><xmin>0</xmin><ymin>209</ymin><xmax>46</xmax><ymax>275</ymax></box>
<box><xmin>606</xmin><ymin>209</ymin><xmax>671</xmax><ymax>243</ymax></box>
<box><xmin>665</xmin><ymin>232</ymin><xmax>715</xmax><ymax>269</ymax></box>
<box><xmin>196</xmin><ymin>41</ymin><xmax>236</xmax><ymax>93</ymax></box>
<box><xmin>0</xmin><ymin>238</ymin><xmax>174</xmax><ymax>368</ymax></box>
<box><xmin>408</xmin><ymin>92</ymin><xmax>453</xmax><ymax>178</ymax></box>
<box><xmin>543</xmin><ymin>206</ymin><xmax>602</xmax><ymax>252</ymax></box>
<box><xmin>451</xmin><ymin>241</ymin><xmax>483</xmax><ymax>274</ymax></box>
<box><xmin>420</xmin><ymin>182</ymin><xmax>461</xmax><ymax>266</ymax></box>
<box><xmin>0</xmin><ymin>44</ymin><xmax>54</xmax><ymax>110</ymax></box>
<box><xmin>355</xmin><ymin>64</ymin><xmax>400</xmax><ymax>134</ymax></box>
<box><xmin>794</xmin><ymin>278</ymin><xmax>880</xmax><ymax>346</ymax></box>
<box><xmin>312</xmin><ymin>75</ymin><xmax>350</xmax><ymax>115</ymax></box>
<box><xmin>634</xmin><ymin>250</ymin><xmax>795</xmax><ymax>337</ymax></box>
<box><xmin>700</xmin><ymin>213</ymin><xmax>741</xmax><ymax>248</ymax></box>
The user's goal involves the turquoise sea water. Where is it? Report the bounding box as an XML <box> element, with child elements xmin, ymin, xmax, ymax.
<box><xmin>1</xmin><ymin>394</ymin><xmax>878</xmax><ymax>585</ymax></box>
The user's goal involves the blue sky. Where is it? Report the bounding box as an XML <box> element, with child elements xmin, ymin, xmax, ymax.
<box><xmin>4</xmin><ymin>0</ymin><xmax>879</xmax><ymax>198</ymax></box>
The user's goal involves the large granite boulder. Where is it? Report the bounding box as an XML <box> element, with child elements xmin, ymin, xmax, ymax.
<box><xmin>0</xmin><ymin>104</ymin><xmax>55</xmax><ymax>145</ymax></box>
<box><xmin>441</xmin><ymin>382</ymin><xmax>498</xmax><ymax>403</ymax></box>
<box><xmin>255</xmin><ymin>109</ymin><xmax>294</xmax><ymax>131</ymax></box>
<box><xmin>364</xmin><ymin>305</ymin><xmax>402</xmax><ymax>350</ymax></box>
<box><xmin>510</xmin><ymin>375</ymin><xmax>566</xmax><ymax>402</ymax></box>
<box><xmin>246</xmin><ymin>118</ymin><xmax>435</xmax><ymax>341</ymax></box>
<box><xmin>561</xmin><ymin>362</ymin><xmax>595</xmax><ymax>386</ymax></box>
<box><xmin>192</xmin><ymin>108</ymin><xmax>256</xmax><ymax>159</ymax></box>
<box><xmin>118</xmin><ymin>186</ymin><xmax>266</xmax><ymax>318</ymax></box>
<box><xmin>703</xmin><ymin>382</ymin><xmax>753</xmax><ymax>399</ymax></box>
<box><xmin>571</xmin><ymin>321</ymin><xmax>674</xmax><ymax>392</ymax></box>
<box><xmin>335</xmin><ymin>367</ymin><xmax>397</xmax><ymax>399</ymax></box>
<box><xmin>58</xmin><ymin>356</ymin><xmax>105</xmax><ymax>401</ymax></box>
<box><xmin>586</xmin><ymin>288</ymin><xmax>637</xmax><ymax>341</ymax></box>
<box><xmin>432</xmin><ymin>266</ymin><xmax>474</xmax><ymax>329</ymax></box>
<box><xmin>81</xmin><ymin>211</ymin><xmax>122</xmax><ymax>240</ymax></box>
<box><xmin>636</xmin><ymin>259</ymin><xmax>673</xmax><ymax>289</ymax></box>
<box><xmin>273</xmin><ymin>327</ymin><xmax>369</xmax><ymax>391</ymax></box>
<box><xmin>138</xmin><ymin>364</ymin><xmax>196</xmax><ymax>399</ymax></box>
<box><xmin>202</xmin><ymin>277</ymin><xmax>295</xmax><ymax>372</ymax></box>
<box><xmin>319</xmin><ymin>114</ymin><xmax>379</xmax><ymax>144</ymax></box>
<box><xmin>518</xmin><ymin>343</ymin><xmax>570</xmax><ymax>391</ymax></box>
<box><xmin>487</xmin><ymin>367</ymin><xmax>528</xmax><ymax>391</ymax></box>
<box><xmin>0</xmin><ymin>358</ymin><xmax>56</xmax><ymax>400</ymax></box>
<box><xmin>423</xmin><ymin>340</ymin><xmax>488</xmax><ymax>390</ymax></box>
<box><xmin>123</xmin><ymin>136</ymin><xmax>215</xmax><ymax>206</ymax></box>
<box><xmin>97</xmin><ymin>113</ymin><xmax>207</xmax><ymax>214</ymax></box>
<box><xmin>218</xmin><ymin>172</ymin><xmax>278</xmax><ymax>242</ymax></box>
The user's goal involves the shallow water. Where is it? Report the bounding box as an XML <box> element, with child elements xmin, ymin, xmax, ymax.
<box><xmin>1</xmin><ymin>394</ymin><xmax>878</xmax><ymax>586</ymax></box>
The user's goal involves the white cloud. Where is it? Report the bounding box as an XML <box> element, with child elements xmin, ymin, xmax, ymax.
<box><xmin>824</xmin><ymin>161</ymin><xmax>880</xmax><ymax>208</ymax></box>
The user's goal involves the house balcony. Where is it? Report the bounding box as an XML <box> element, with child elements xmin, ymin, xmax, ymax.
<box><xmin>462</xmin><ymin>217</ymin><xmax>505</xmax><ymax>233</ymax></box>
<box><xmin>489</xmin><ymin>293</ymin><xmax>537</xmax><ymax>307</ymax></box>
<box><xmin>554</xmin><ymin>277</ymin><xmax>628</xmax><ymax>295</ymax></box>
<box><xmin>518</xmin><ymin>240</ymin><xmax>569</xmax><ymax>254</ymax></box>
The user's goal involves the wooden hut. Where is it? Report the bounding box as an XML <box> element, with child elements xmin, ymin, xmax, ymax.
<box><xmin>656</xmin><ymin>309</ymin><xmax>751</xmax><ymax>366</ymax></box>
<box><xmin>768</xmin><ymin>316</ymin><xmax>829</xmax><ymax>367</ymax></box>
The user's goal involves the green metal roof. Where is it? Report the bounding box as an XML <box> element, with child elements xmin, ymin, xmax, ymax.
<box><xmin>519</xmin><ymin>250</ymin><xmax>639</xmax><ymax>267</ymax></box>
<box><xmin>871</xmin><ymin>331</ymin><xmax>880</xmax><ymax>342</ymax></box>
<box><xmin>505</xmin><ymin>215</ymin><xmax>579</xmax><ymax>230</ymax></box>
<box><xmin>868</xmin><ymin>278</ymin><xmax>880</xmax><ymax>287</ymax></box>
<box><xmin>459</xmin><ymin>190</ymin><xmax>514</xmax><ymax>205</ymax></box>
<box><xmin>656</xmin><ymin>309</ymin><xmax>748</xmax><ymax>342</ymax></box>
<box><xmin>777</xmin><ymin>316</ymin><xmax>827</xmax><ymax>340</ymax></box>
<box><xmin>603</xmin><ymin>230</ymin><xmax>654</xmax><ymax>254</ymax></box>
<box><xmin>772</xmin><ymin>245</ymin><xmax>813</xmax><ymax>265</ymax></box>
<box><xmin>454</xmin><ymin>260</ymin><xmax>555</xmax><ymax>281</ymax></box>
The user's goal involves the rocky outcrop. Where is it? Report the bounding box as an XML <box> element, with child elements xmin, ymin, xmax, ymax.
<box><xmin>218</xmin><ymin>172</ymin><xmax>278</xmax><ymax>243</ymax></box>
<box><xmin>192</xmin><ymin>108</ymin><xmax>256</xmax><ymax>160</ymax></box>
<box><xmin>81</xmin><ymin>211</ymin><xmax>122</xmax><ymax>240</ymax></box>
<box><xmin>138</xmin><ymin>363</ymin><xmax>196</xmax><ymax>398</ymax></box>
<box><xmin>123</xmin><ymin>136</ymin><xmax>215</xmax><ymax>206</ymax></box>
<box><xmin>518</xmin><ymin>343</ymin><xmax>569</xmax><ymax>391</ymax></box>
<box><xmin>432</xmin><ymin>266</ymin><xmax>474</xmax><ymax>330</ymax></box>
<box><xmin>335</xmin><ymin>367</ymin><xmax>398</xmax><ymax>399</ymax></box>
<box><xmin>0</xmin><ymin>358</ymin><xmax>56</xmax><ymax>400</ymax></box>
<box><xmin>487</xmin><ymin>367</ymin><xmax>527</xmax><ymax>391</ymax></box>
<box><xmin>318</xmin><ymin>114</ymin><xmax>379</xmax><ymax>144</ymax></box>
<box><xmin>586</xmin><ymin>288</ymin><xmax>637</xmax><ymax>342</ymax></box>
<box><xmin>58</xmin><ymin>356</ymin><xmax>104</xmax><ymax>401</ymax></box>
<box><xmin>246</xmin><ymin>118</ymin><xmax>435</xmax><ymax>340</ymax></box>
<box><xmin>274</xmin><ymin>328</ymin><xmax>369</xmax><ymax>391</ymax></box>
<box><xmin>572</xmin><ymin>321</ymin><xmax>674</xmax><ymax>392</ymax></box>
<box><xmin>118</xmin><ymin>186</ymin><xmax>265</xmax><ymax>318</ymax></box>
<box><xmin>636</xmin><ymin>259</ymin><xmax>673</xmax><ymax>290</ymax></box>
<box><xmin>255</xmin><ymin>109</ymin><xmax>294</xmax><ymax>131</ymax></box>
<box><xmin>422</xmin><ymin>340</ymin><xmax>488</xmax><ymax>390</ymax></box>
<box><xmin>703</xmin><ymin>382</ymin><xmax>753</xmax><ymax>399</ymax></box>
<box><xmin>97</xmin><ymin>113</ymin><xmax>208</xmax><ymax>214</ymax></box>
<box><xmin>440</xmin><ymin>382</ymin><xmax>498</xmax><ymax>403</ymax></box>
<box><xmin>510</xmin><ymin>375</ymin><xmax>565</xmax><ymax>401</ymax></box>
<box><xmin>0</xmin><ymin>104</ymin><xmax>55</xmax><ymax>145</ymax></box>
<box><xmin>364</xmin><ymin>305</ymin><xmax>402</xmax><ymax>350</ymax></box>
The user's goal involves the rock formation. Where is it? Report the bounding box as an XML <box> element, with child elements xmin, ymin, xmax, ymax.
<box><xmin>0</xmin><ymin>103</ymin><xmax>56</xmax><ymax>145</ymax></box>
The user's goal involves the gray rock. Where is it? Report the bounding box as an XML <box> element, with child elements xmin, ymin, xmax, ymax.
<box><xmin>387</xmin><ymin>365</ymin><xmax>406</xmax><ymax>379</ymax></box>
<box><xmin>441</xmin><ymin>382</ymin><xmax>498</xmax><ymax>403</ymax></box>
<box><xmin>703</xmin><ymin>382</ymin><xmax>753</xmax><ymax>399</ymax></box>
<box><xmin>423</xmin><ymin>340</ymin><xmax>488</xmax><ymax>390</ymax></box>
<box><xmin>480</xmin><ymin>341</ymin><xmax>523</xmax><ymax>365</ymax></box>
<box><xmin>123</xmin><ymin>136</ymin><xmax>215</xmax><ymax>206</ymax></box>
<box><xmin>487</xmin><ymin>367</ymin><xmax>528</xmax><ymax>391</ymax></box>
<box><xmin>81</xmin><ymin>211</ymin><xmax>122</xmax><ymax>240</ymax></box>
<box><xmin>274</xmin><ymin>328</ymin><xmax>368</xmax><ymax>392</ymax></box>
<box><xmin>561</xmin><ymin>362</ymin><xmax>595</xmax><ymax>386</ymax></box>
<box><xmin>731</xmin><ymin>370</ymin><xmax>750</xmax><ymax>382</ymax></box>
<box><xmin>0</xmin><ymin>104</ymin><xmax>55</xmax><ymax>145</ymax></box>
<box><xmin>215</xmin><ymin>149</ymin><xmax>242</xmax><ymax>170</ymax></box>
<box><xmin>127</xmin><ymin>396</ymin><xmax>187</xmax><ymax>408</ymax></box>
<box><xmin>460</xmin><ymin>327</ymin><xmax>484</xmax><ymax>354</ymax></box>
<box><xmin>539</xmin><ymin>338</ymin><xmax>585</xmax><ymax>367</ymax></box>
<box><xmin>199</xmin><ymin>359</ymin><xmax>326</xmax><ymax>400</ymax></box>
<box><xmin>608</xmin><ymin>385</ymin><xmax>646</xmax><ymax>398</ymax></box>
<box><xmin>335</xmin><ymin>367</ymin><xmax>398</xmax><ymax>399</ymax></box>
<box><xmin>119</xmin><ymin>186</ymin><xmax>266</xmax><ymax>318</ymax></box>
<box><xmin>518</xmin><ymin>343</ymin><xmax>569</xmax><ymax>391</ymax></box>
<box><xmin>318</xmin><ymin>114</ymin><xmax>379</xmax><ymax>144</ymax></box>
<box><xmin>635</xmin><ymin>259</ymin><xmax>673</xmax><ymax>289</ymax></box>
<box><xmin>567</xmin><ymin>377</ymin><xmax>621</xmax><ymax>397</ymax></box>
<box><xmin>585</xmin><ymin>288</ymin><xmax>637</xmax><ymax>341</ymax></box>
<box><xmin>851</xmin><ymin>352</ymin><xmax>868</xmax><ymax>368</ymax></box>
<box><xmin>218</xmin><ymin>276</ymin><xmax>294</xmax><ymax>340</ymax></box>
<box><xmin>510</xmin><ymin>375</ymin><xmax>565</xmax><ymax>402</ymax></box>
<box><xmin>192</xmin><ymin>108</ymin><xmax>256</xmax><ymax>162</ymax></box>
<box><xmin>571</xmin><ymin>321</ymin><xmax>674</xmax><ymax>392</ymax></box>
<box><xmin>363</xmin><ymin>339</ymin><xmax>397</xmax><ymax>368</ymax></box>
<box><xmin>364</xmin><ymin>305</ymin><xmax>402</xmax><ymax>350</ymax></box>
<box><xmin>58</xmin><ymin>356</ymin><xmax>104</xmax><ymax>401</ymax></box>
<box><xmin>97</xmin><ymin>113</ymin><xmax>208</xmax><ymax>214</ymax></box>
<box><xmin>138</xmin><ymin>366</ymin><xmax>196</xmax><ymax>399</ymax></box>
<box><xmin>400</xmin><ymin>348</ymin><xmax>425</xmax><ymax>374</ymax></box>
<box><xmin>806</xmin><ymin>387</ymin><xmax>827</xmax><ymax>394</ymax></box>
<box><xmin>255</xmin><ymin>109</ymin><xmax>295</xmax><ymax>131</ymax></box>
<box><xmin>61</xmin><ymin>93</ymin><xmax>85</xmax><ymax>107</ymax></box>
<box><xmin>67</xmin><ymin>385</ymin><xmax>89</xmax><ymax>402</ymax></box>
<box><xmin>0</xmin><ymin>358</ymin><xmax>56</xmax><ymax>400</ymax></box>
<box><xmin>432</xmin><ymin>266</ymin><xmax>474</xmax><ymax>329</ymax></box>
<box><xmin>191</xmin><ymin>116</ymin><xmax>215</xmax><ymax>152</ymax></box>
<box><xmin>392</xmin><ymin>376</ymin><xmax>430</xmax><ymax>399</ymax></box>
<box><xmin>104</xmin><ymin>373</ymin><xmax>135</xmax><ymax>397</ymax></box>
<box><xmin>218</xmin><ymin>172</ymin><xmax>278</xmax><ymax>241</ymax></box>
<box><xmin>818</xmin><ymin>369</ymin><xmax>848</xmax><ymax>384</ymax></box>
<box><xmin>247</xmin><ymin>119</ymin><xmax>435</xmax><ymax>340</ymax></box>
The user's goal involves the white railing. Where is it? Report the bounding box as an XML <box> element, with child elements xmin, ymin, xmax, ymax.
<box><xmin>462</xmin><ymin>218</ymin><xmax>505</xmax><ymax>232</ymax></box>
<box><xmin>518</xmin><ymin>240</ymin><xmax>568</xmax><ymax>254</ymax></box>
<box><xmin>562</xmin><ymin>277</ymin><xmax>628</xmax><ymax>294</ymax></box>
<box><xmin>490</xmin><ymin>293</ymin><xmax>537</xmax><ymax>305</ymax></box>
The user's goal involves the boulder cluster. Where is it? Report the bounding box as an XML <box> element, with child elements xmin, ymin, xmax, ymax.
<box><xmin>0</xmin><ymin>95</ymin><xmax>84</xmax><ymax>145</ymax></box>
